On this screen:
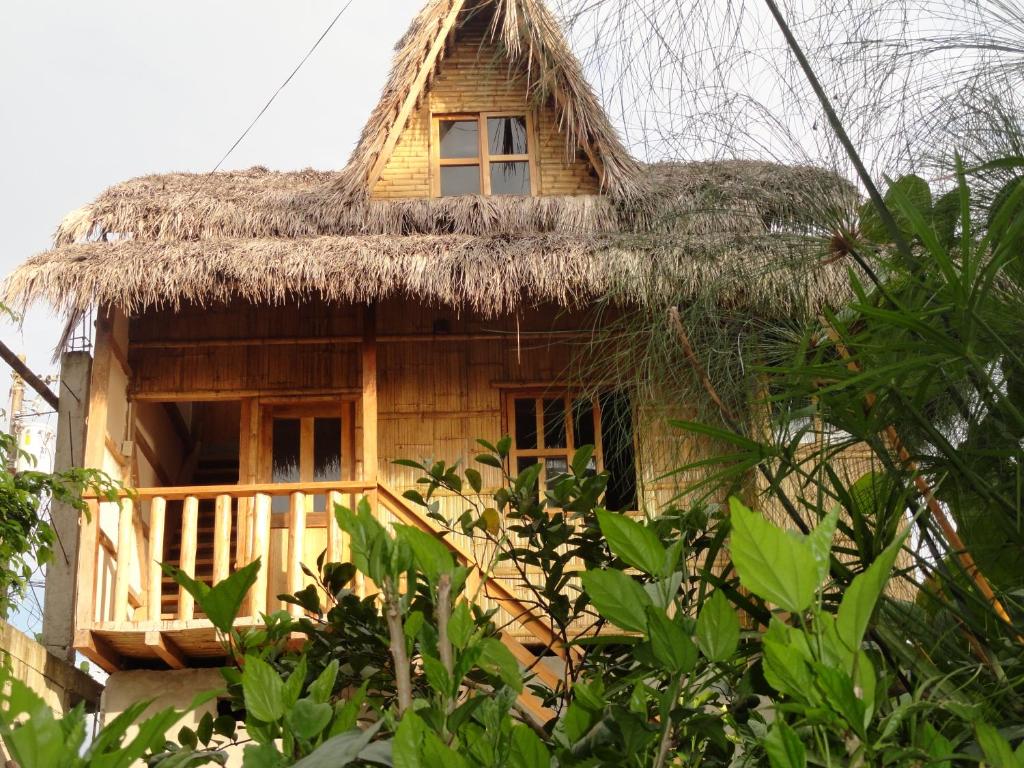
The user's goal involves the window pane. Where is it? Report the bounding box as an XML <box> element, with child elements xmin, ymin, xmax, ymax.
<box><xmin>313</xmin><ymin>418</ymin><xmax>341</xmax><ymax>481</ymax></box>
<box><xmin>489</xmin><ymin>161</ymin><xmax>531</xmax><ymax>196</ymax></box>
<box><xmin>544</xmin><ymin>457</ymin><xmax>568</xmax><ymax>490</ymax></box>
<box><xmin>487</xmin><ymin>116</ymin><xmax>528</xmax><ymax>155</ymax></box>
<box><xmin>514</xmin><ymin>398</ymin><xmax>537</xmax><ymax>450</ymax></box>
<box><xmin>516</xmin><ymin>456</ymin><xmax>539</xmax><ymax>477</ymax></box>
<box><xmin>439</xmin><ymin>119</ymin><xmax>479</xmax><ymax>159</ymax></box>
<box><xmin>313</xmin><ymin>417</ymin><xmax>342</xmax><ymax>512</ymax></box>
<box><xmin>599</xmin><ymin>392</ymin><xmax>637</xmax><ymax>511</ymax></box>
<box><xmin>543</xmin><ymin>398</ymin><xmax>566</xmax><ymax>449</ymax></box>
<box><xmin>440</xmin><ymin>165</ymin><xmax>481</xmax><ymax>196</ymax></box>
<box><xmin>271</xmin><ymin>418</ymin><xmax>300</xmax><ymax>513</ymax></box>
<box><xmin>572</xmin><ymin>398</ymin><xmax>596</xmax><ymax>448</ymax></box>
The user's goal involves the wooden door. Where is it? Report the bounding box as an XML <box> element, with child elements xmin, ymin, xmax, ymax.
<box><xmin>258</xmin><ymin>402</ymin><xmax>356</xmax><ymax>514</ymax></box>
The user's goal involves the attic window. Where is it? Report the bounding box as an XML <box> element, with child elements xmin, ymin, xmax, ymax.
<box><xmin>434</xmin><ymin>113</ymin><xmax>536</xmax><ymax>196</ymax></box>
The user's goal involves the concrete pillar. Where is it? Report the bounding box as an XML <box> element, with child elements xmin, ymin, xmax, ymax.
<box><xmin>41</xmin><ymin>351</ymin><xmax>91</xmax><ymax>662</ymax></box>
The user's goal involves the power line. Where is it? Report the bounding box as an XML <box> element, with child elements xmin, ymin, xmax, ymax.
<box><xmin>211</xmin><ymin>0</ymin><xmax>358</xmax><ymax>172</ymax></box>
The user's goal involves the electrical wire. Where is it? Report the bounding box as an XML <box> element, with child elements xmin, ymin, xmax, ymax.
<box><xmin>211</xmin><ymin>0</ymin><xmax>358</xmax><ymax>172</ymax></box>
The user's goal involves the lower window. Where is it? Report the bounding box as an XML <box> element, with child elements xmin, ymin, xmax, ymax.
<box><xmin>504</xmin><ymin>390</ymin><xmax>637</xmax><ymax>511</ymax></box>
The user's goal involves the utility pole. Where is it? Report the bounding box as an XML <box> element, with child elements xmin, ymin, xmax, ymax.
<box><xmin>6</xmin><ymin>361</ymin><xmax>25</xmax><ymax>471</ymax></box>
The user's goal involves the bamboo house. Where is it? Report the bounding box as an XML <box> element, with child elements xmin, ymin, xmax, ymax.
<box><xmin>6</xmin><ymin>0</ymin><xmax>860</xmax><ymax>724</ymax></box>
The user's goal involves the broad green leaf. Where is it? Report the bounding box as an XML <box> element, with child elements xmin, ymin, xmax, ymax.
<box><xmin>282</xmin><ymin>655</ymin><xmax>308</xmax><ymax>708</ymax></box>
<box><xmin>292</xmin><ymin>722</ymin><xmax>381</xmax><ymax>768</ymax></box>
<box><xmin>481</xmin><ymin>507</ymin><xmax>501</xmax><ymax>535</ymax></box>
<box><xmin>287</xmin><ymin>698</ymin><xmax>333</xmax><ymax>741</ymax></box>
<box><xmin>596</xmin><ymin>509</ymin><xmax>667</xmax><ymax>576</ymax></box>
<box><xmin>728</xmin><ymin>497</ymin><xmax>819</xmax><ymax>613</ymax></box>
<box><xmin>465</xmin><ymin>468</ymin><xmax>482</xmax><ymax>494</ymax></box>
<box><xmin>695</xmin><ymin>589</ymin><xmax>740</xmax><ymax>662</ymax></box>
<box><xmin>571</xmin><ymin>445</ymin><xmax>595</xmax><ymax>478</ymax></box>
<box><xmin>918</xmin><ymin>722</ymin><xmax>953</xmax><ymax>768</ymax></box>
<box><xmin>448</xmin><ymin>601</ymin><xmax>474</xmax><ymax>649</ymax></box>
<box><xmin>764</xmin><ymin>720</ymin><xmax>806</xmax><ymax>768</ymax></box>
<box><xmin>508</xmin><ymin>724</ymin><xmax>551</xmax><ymax>768</ymax></box>
<box><xmin>646</xmin><ymin>607</ymin><xmax>697</xmax><ymax>673</ymax></box>
<box><xmin>477</xmin><ymin>638</ymin><xmax>523</xmax><ymax>692</ymax></box>
<box><xmin>975</xmin><ymin>723</ymin><xmax>1022</xmax><ymax>768</ymax></box>
<box><xmin>762</xmin><ymin>640</ymin><xmax>814</xmax><ymax>701</ymax></box>
<box><xmin>242</xmin><ymin>655</ymin><xmax>285</xmax><ymax>723</ymax></box>
<box><xmin>422</xmin><ymin>653</ymin><xmax>452</xmax><ymax>697</ymax></box>
<box><xmin>813</xmin><ymin>663</ymin><xmax>866</xmax><ymax>738</ymax></box>
<box><xmin>395</xmin><ymin>525</ymin><xmax>454</xmax><ymax>583</ymax></box>
<box><xmin>242</xmin><ymin>742</ymin><xmax>288</xmax><ymax>768</ymax></box>
<box><xmin>806</xmin><ymin>507</ymin><xmax>838</xmax><ymax>586</ymax></box>
<box><xmin>393</xmin><ymin>713</ymin><xmax>424</xmax><ymax>768</ymax></box>
<box><xmin>580</xmin><ymin>569</ymin><xmax>652</xmax><ymax>633</ymax></box>
<box><xmin>836</xmin><ymin>531</ymin><xmax>908</xmax><ymax>653</ymax></box>
<box><xmin>307</xmin><ymin>660</ymin><xmax>339</xmax><ymax>704</ymax></box>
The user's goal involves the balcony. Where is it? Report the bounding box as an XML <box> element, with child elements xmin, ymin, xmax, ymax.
<box><xmin>75</xmin><ymin>480</ymin><xmax>570</xmax><ymax>691</ymax></box>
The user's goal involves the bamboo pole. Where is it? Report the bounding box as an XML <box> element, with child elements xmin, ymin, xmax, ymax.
<box><xmin>148</xmin><ymin>497</ymin><xmax>166</xmax><ymax>623</ymax></box>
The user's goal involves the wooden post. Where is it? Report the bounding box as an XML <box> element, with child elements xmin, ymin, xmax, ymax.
<box><xmin>287</xmin><ymin>492</ymin><xmax>306</xmax><ymax>616</ymax></box>
<box><xmin>362</xmin><ymin>304</ymin><xmax>378</xmax><ymax>507</ymax></box>
<box><xmin>112</xmin><ymin>497</ymin><xmax>135</xmax><ymax>623</ymax></box>
<box><xmin>251</xmin><ymin>493</ymin><xmax>271</xmax><ymax>617</ymax></box>
<box><xmin>75</xmin><ymin>310</ymin><xmax>114</xmax><ymax>634</ymax></box>
<box><xmin>213</xmin><ymin>494</ymin><xmax>232</xmax><ymax>584</ymax></box>
<box><xmin>326</xmin><ymin>490</ymin><xmax>342</xmax><ymax>565</ymax></box>
<box><xmin>148</xmin><ymin>497</ymin><xmax>166</xmax><ymax>623</ymax></box>
<box><xmin>178</xmin><ymin>496</ymin><xmax>199</xmax><ymax>621</ymax></box>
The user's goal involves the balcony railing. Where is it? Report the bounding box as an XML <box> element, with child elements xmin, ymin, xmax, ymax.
<box><xmin>76</xmin><ymin>480</ymin><xmax>571</xmax><ymax>702</ymax></box>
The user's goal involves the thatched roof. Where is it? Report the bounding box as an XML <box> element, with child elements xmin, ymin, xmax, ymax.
<box><xmin>333</xmin><ymin>0</ymin><xmax>642</xmax><ymax>200</ymax></box>
<box><xmin>5</xmin><ymin>160</ymin><xmax>860</xmax><ymax>322</ymax></box>
<box><xmin>3</xmin><ymin>0</ymin><xmax>864</xmax><ymax>324</ymax></box>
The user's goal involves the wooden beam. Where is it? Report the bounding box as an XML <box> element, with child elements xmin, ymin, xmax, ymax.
<box><xmin>131</xmin><ymin>387</ymin><xmax>361</xmax><ymax>402</ymax></box>
<box><xmin>130</xmin><ymin>330</ymin><xmax>589</xmax><ymax>351</ymax></box>
<box><xmin>162</xmin><ymin>402</ymin><xmax>193</xmax><ymax>451</ymax></box>
<box><xmin>145</xmin><ymin>630</ymin><xmax>187</xmax><ymax>670</ymax></box>
<box><xmin>365</xmin><ymin>0</ymin><xmax>467</xmax><ymax>192</ymax></box>
<box><xmin>86</xmin><ymin>479</ymin><xmax>375</xmax><ymax>502</ymax></box>
<box><xmin>74</xmin><ymin>630</ymin><xmax>122</xmax><ymax>673</ymax></box>
<box><xmin>134</xmin><ymin>427</ymin><xmax>172</xmax><ymax>486</ymax></box>
<box><xmin>0</xmin><ymin>340</ymin><xmax>58</xmax><ymax>409</ymax></box>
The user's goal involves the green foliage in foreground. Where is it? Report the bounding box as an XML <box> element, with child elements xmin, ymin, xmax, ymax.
<box><xmin>0</xmin><ymin>431</ymin><xmax>118</xmax><ymax>618</ymax></box>
<box><xmin>5</xmin><ymin>158</ymin><xmax>1024</xmax><ymax>765</ymax></box>
<box><xmin>3</xmin><ymin>469</ymin><xmax>1020</xmax><ymax>766</ymax></box>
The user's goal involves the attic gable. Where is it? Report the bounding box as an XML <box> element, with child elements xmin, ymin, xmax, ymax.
<box><xmin>335</xmin><ymin>0</ymin><xmax>641</xmax><ymax>201</ymax></box>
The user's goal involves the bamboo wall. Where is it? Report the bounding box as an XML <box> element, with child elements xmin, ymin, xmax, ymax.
<box><xmin>372</xmin><ymin>11</ymin><xmax>600</xmax><ymax>199</ymax></box>
<box><xmin>110</xmin><ymin>298</ymin><xmax>702</xmax><ymax>640</ymax></box>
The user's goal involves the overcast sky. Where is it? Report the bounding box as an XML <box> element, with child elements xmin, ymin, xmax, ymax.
<box><xmin>0</xmin><ymin>0</ymin><xmax>425</xmax><ymax>383</ymax></box>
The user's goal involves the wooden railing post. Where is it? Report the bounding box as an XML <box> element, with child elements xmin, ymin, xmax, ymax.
<box><xmin>326</xmin><ymin>490</ymin><xmax>342</xmax><ymax>565</ymax></box>
<box><xmin>178</xmin><ymin>496</ymin><xmax>199</xmax><ymax>621</ymax></box>
<box><xmin>251</xmin><ymin>493</ymin><xmax>271</xmax><ymax>617</ymax></box>
<box><xmin>112</xmin><ymin>497</ymin><xmax>135</xmax><ymax>623</ymax></box>
<box><xmin>213</xmin><ymin>494</ymin><xmax>232</xmax><ymax>584</ymax></box>
<box><xmin>287</xmin><ymin>492</ymin><xmax>306</xmax><ymax>616</ymax></box>
<box><xmin>148</xmin><ymin>497</ymin><xmax>166</xmax><ymax>623</ymax></box>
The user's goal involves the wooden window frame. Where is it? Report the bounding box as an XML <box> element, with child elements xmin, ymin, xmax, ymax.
<box><xmin>431</xmin><ymin>111</ymin><xmax>539</xmax><ymax>197</ymax></box>
<box><xmin>502</xmin><ymin>390</ymin><xmax>604</xmax><ymax>490</ymax></box>
<box><xmin>258</xmin><ymin>401</ymin><xmax>357</xmax><ymax>513</ymax></box>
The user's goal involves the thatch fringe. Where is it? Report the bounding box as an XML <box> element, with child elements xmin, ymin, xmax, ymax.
<box><xmin>6</xmin><ymin>232</ymin><xmax>856</xmax><ymax>321</ymax></box>
<box><xmin>332</xmin><ymin>0</ymin><xmax>643</xmax><ymax>200</ymax></box>
<box><xmin>52</xmin><ymin>161</ymin><xmax>856</xmax><ymax>245</ymax></box>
